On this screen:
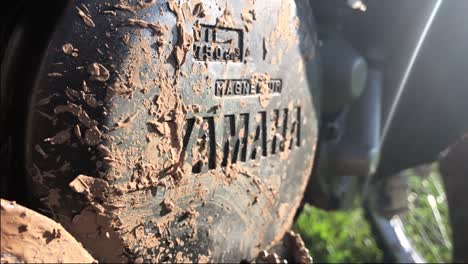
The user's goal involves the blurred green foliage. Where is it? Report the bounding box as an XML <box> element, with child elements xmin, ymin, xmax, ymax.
<box><xmin>401</xmin><ymin>166</ymin><xmax>451</xmax><ymax>263</ymax></box>
<box><xmin>294</xmin><ymin>204</ymin><xmax>383</xmax><ymax>263</ymax></box>
<box><xmin>294</xmin><ymin>164</ymin><xmax>451</xmax><ymax>263</ymax></box>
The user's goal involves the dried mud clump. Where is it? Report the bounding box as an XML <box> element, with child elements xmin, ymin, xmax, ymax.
<box><xmin>62</xmin><ymin>43</ymin><xmax>78</xmax><ymax>57</ymax></box>
<box><xmin>77</xmin><ymin>6</ymin><xmax>95</xmax><ymax>28</ymax></box>
<box><xmin>87</xmin><ymin>63</ymin><xmax>110</xmax><ymax>82</ymax></box>
<box><xmin>0</xmin><ymin>199</ymin><xmax>96</xmax><ymax>263</ymax></box>
<box><xmin>250</xmin><ymin>73</ymin><xmax>272</xmax><ymax>107</ymax></box>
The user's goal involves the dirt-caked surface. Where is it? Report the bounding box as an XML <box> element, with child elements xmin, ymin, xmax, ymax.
<box><xmin>23</xmin><ymin>0</ymin><xmax>319</xmax><ymax>262</ymax></box>
<box><xmin>0</xmin><ymin>199</ymin><xmax>96</xmax><ymax>263</ymax></box>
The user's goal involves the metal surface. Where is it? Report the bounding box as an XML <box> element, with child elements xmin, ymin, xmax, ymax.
<box><xmin>1</xmin><ymin>0</ymin><xmax>320</xmax><ymax>262</ymax></box>
<box><xmin>366</xmin><ymin>209</ymin><xmax>425</xmax><ymax>263</ymax></box>
<box><xmin>376</xmin><ymin>0</ymin><xmax>468</xmax><ymax>176</ymax></box>
<box><xmin>305</xmin><ymin>68</ymin><xmax>382</xmax><ymax>210</ymax></box>
<box><xmin>319</xmin><ymin>30</ymin><xmax>367</xmax><ymax>116</ymax></box>
<box><xmin>311</xmin><ymin>0</ymin><xmax>468</xmax><ymax>178</ymax></box>
<box><xmin>306</xmin><ymin>0</ymin><xmax>468</xmax><ymax>211</ymax></box>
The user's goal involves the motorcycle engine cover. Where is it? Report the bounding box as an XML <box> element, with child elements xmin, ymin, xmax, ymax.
<box><xmin>23</xmin><ymin>0</ymin><xmax>319</xmax><ymax>262</ymax></box>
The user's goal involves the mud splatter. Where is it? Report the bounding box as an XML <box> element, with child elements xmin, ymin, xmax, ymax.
<box><xmin>87</xmin><ymin>63</ymin><xmax>110</xmax><ymax>82</ymax></box>
<box><xmin>216</xmin><ymin>7</ymin><xmax>235</xmax><ymax>28</ymax></box>
<box><xmin>250</xmin><ymin>73</ymin><xmax>272</xmax><ymax>107</ymax></box>
<box><xmin>76</xmin><ymin>6</ymin><xmax>95</xmax><ymax>28</ymax></box>
<box><xmin>241</xmin><ymin>8</ymin><xmax>256</xmax><ymax>32</ymax></box>
<box><xmin>44</xmin><ymin>129</ymin><xmax>71</xmax><ymax>145</ymax></box>
<box><xmin>62</xmin><ymin>43</ymin><xmax>78</xmax><ymax>57</ymax></box>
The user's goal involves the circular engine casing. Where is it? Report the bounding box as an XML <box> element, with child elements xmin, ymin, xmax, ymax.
<box><xmin>22</xmin><ymin>0</ymin><xmax>319</xmax><ymax>262</ymax></box>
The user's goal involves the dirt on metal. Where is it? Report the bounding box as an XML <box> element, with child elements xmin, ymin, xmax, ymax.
<box><xmin>23</xmin><ymin>0</ymin><xmax>318</xmax><ymax>262</ymax></box>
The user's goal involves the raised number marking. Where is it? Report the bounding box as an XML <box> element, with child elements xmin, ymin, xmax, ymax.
<box><xmin>193</xmin><ymin>24</ymin><xmax>243</xmax><ymax>62</ymax></box>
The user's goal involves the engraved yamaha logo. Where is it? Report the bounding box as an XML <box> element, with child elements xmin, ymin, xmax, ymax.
<box><xmin>187</xmin><ymin>24</ymin><xmax>302</xmax><ymax>174</ymax></box>
<box><xmin>182</xmin><ymin>107</ymin><xmax>302</xmax><ymax>173</ymax></box>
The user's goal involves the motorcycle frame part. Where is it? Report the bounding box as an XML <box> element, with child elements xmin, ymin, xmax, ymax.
<box><xmin>306</xmin><ymin>0</ymin><xmax>468</xmax><ymax>210</ymax></box>
<box><xmin>305</xmin><ymin>68</ymin><xmax>382</xmax><ymax>210</ymax></box>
